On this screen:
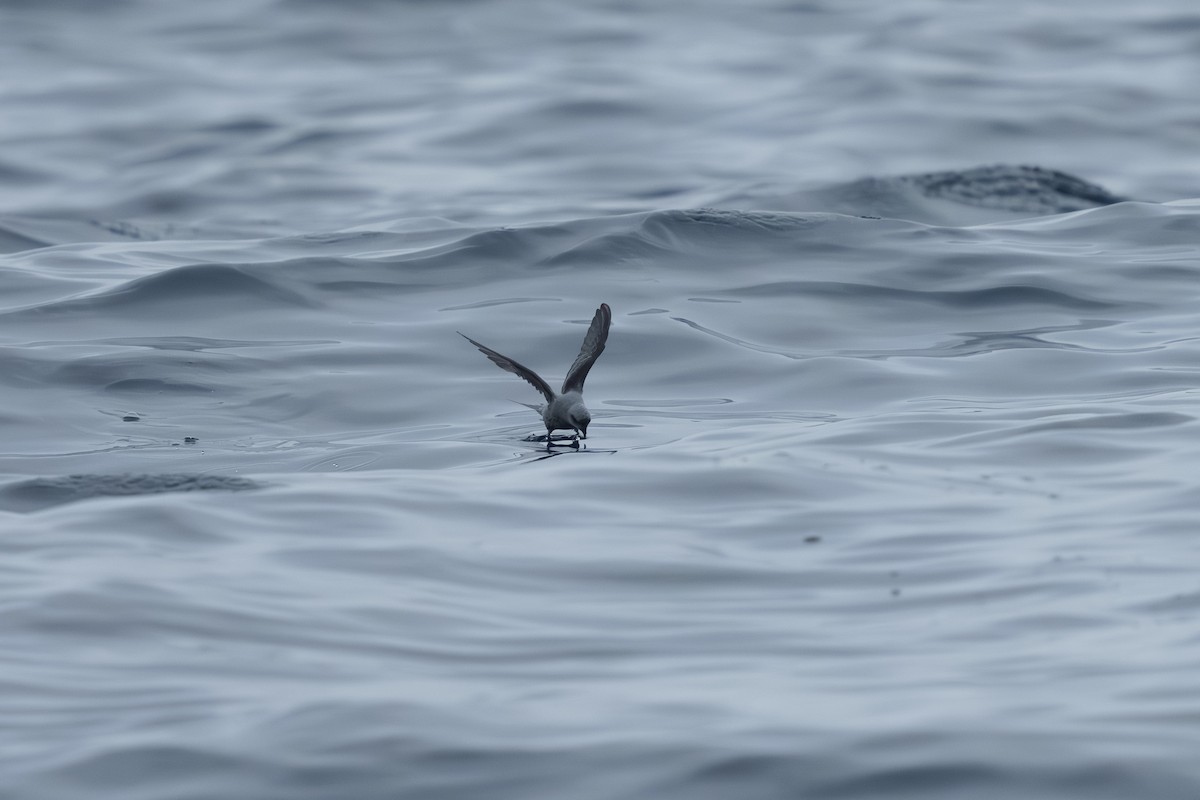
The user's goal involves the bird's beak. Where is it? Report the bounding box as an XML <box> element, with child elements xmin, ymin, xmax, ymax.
<box><xmin>579</xmin><ymin>426</ymin><xmax>588</xmax><ymax>439</ymax></box>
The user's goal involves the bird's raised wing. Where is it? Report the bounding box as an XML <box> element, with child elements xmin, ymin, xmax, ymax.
<box><xmin>459</xmin><ymin>333</ymin><xmax>556</xmax><ymax>403</ymax></box>
<box><xmin>561</xmin><ymin>303</ymin><xmax>611</xmax><ymax>394</ymax></box>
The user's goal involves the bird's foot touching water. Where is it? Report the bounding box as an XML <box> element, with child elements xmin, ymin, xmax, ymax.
<box><xmin>525</xmin><ymin>433</ymin><xmax>583</xmax><ymax>448</ymax></box>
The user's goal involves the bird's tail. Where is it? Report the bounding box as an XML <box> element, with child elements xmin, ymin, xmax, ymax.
<box><xmin>511</xmin><ymin>400</ymin><xmax>545</xmax><ymax>414</ymax></box>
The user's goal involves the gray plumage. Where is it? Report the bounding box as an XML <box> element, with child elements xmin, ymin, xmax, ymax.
<box><xmin>460</xmin><ymin>303</ymin><xmax>611</xmax><ymax>440</ymax></box>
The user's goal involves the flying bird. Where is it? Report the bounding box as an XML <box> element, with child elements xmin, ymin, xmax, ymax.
<box><xmin>460</xmin><ymin>303</ymin><xmax>611</xmax><ymax>443</ymax></box>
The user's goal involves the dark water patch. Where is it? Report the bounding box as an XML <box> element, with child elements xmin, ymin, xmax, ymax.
<box><xmin>0</xmin><ymin>473</ymin><xmax>263</xmax><ymax>513</ymax></box>
<box><xmin>199</xmin><ymin>115</ymin><xmax>279</xmax><ymax>135</ymax></box>
<box><xmin>815</xmin><ymin>751</ymin><xmax>1195</xmax><ymax>800</ymax></box>
<box><xmin>1131</xmin><ymin>591</ymin><xmax>1200</xmax><ymax>615</ymax></box>
<box><xmin>0</xmin><ymin>158</ymin><xmax>46</xmax><ymax>184</ymax></box>
<box><xmin>89</xmin><ymin>219</ymin><xmax>167</xmax><ymax>241</ymax></box>
<box><xmin>664</xmin><ymin>208</ymin><xmax>826</xmax><ymax>231</ymax></box>
<box><xmin>536</xmin><ymin>97</ymin><xmax>650</xmax><ymax>120</ymax></box>
<box><xmin>900</xmin><ymin>165</ymin><xmax>1127</xmax><ymax>214</ymax></box>
<box><xmin>732</xmin><ymin>165</ymin><xmax>1132</xmax><ymax>226</ymax></box>
<box><xmin>263</xmin><ymin>125</ymin><xmax>373</xmax><ymax>156</ymax></box>
<box><xmin>106</xmin><ymin>189</ymin><xmax>206</xmax><ymax>217</ymax></box>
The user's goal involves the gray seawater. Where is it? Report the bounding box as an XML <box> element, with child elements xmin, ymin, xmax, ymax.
<box><xmin>3</xmin><ymin>2</ymin><xmax>1200</xmax><ymax>798</ymax></box>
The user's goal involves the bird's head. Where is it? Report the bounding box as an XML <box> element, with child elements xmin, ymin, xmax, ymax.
<box><xmin>569</xmin><ymin>404</ymin><xmax>591</xmax><ymax>439</ymax></box>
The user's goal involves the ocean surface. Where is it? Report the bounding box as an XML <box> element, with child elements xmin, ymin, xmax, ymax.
<box><xmin>3</xmin><ymin>1</ymin><xmax>1200</xmax><ymax>798</ymax></box>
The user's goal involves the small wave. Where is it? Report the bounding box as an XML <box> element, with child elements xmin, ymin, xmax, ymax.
<box><xmin>721</xmin><ymin>165</ymin><xmax>1129</xmax><ymax>225</ymax></box>
<box><xmin>960</xmin><ymin>411</ymin><xmax>1193</xmax><ymax>444</ymax></box>
<box><xmin>440</xmin><ymin>297</ymin><xmax>562</xmax><ymax>311</ymax></box>
<box><xmin>720</xmin><ymin>280</ymin><xmax>1118</xmax><ymax>311</ymax></box>
<box><xmin>7</xmin><ymin>263</ymin><xmax>316</xmax><ymax>318</ymax></box>
<box><xmin>0</xmin><ymin>473</ymin><xmax>263</xmax><ymax>513</ymax></box>
<box><xmin>0</xmin><ymin>220</ymin><xmax>52</xmax><ymax>254</ymax></box>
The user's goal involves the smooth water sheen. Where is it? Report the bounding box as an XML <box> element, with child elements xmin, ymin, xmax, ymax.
<box><xmin>3</xmin><ymin>2</ymin><xmax>1200</xmax><ymax>798</ymax></box>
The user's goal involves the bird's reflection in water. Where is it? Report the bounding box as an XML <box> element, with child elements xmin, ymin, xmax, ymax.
<box><xmin>522</xmin><ymin>438</ymin><xmax>617</xmax><ymax>462</ymax></box>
